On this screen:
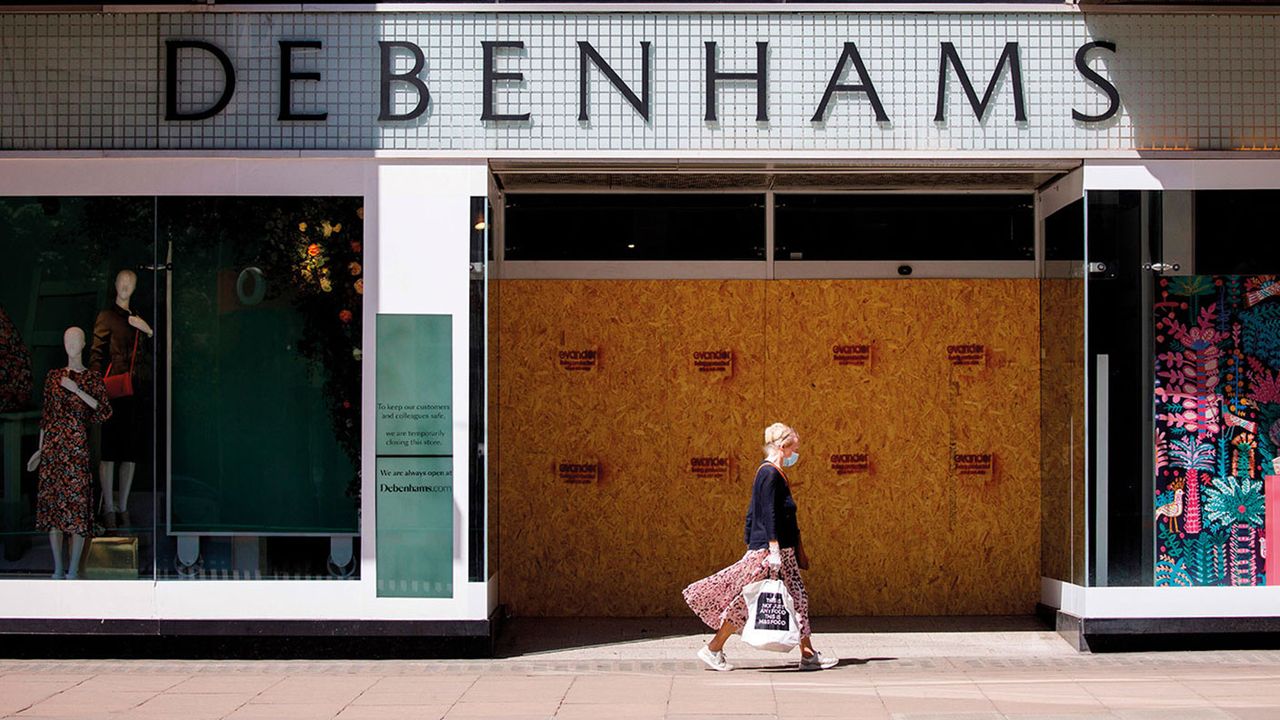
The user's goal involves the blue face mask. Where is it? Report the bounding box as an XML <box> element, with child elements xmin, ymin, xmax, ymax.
<box><xmin>782</xmin><ymin>453</ymin><xmax>800</xmax><ymax>468</ymax></box>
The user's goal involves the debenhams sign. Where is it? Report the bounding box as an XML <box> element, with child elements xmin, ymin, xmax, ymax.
<box><xmin>165</xmin><ymin>38</ymin><xmax>1120</xmax><ymax>125</ymax></box>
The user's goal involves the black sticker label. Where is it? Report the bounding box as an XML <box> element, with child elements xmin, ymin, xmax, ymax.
<box><xmin>753</xmin><ymin>592</ymin><xmax>791</xmax><ymax>631</ymax></box>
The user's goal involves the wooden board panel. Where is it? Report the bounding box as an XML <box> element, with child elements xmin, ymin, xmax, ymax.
<box><xmin>496</xmin><ymin>279</ymin><xmax>1041</xmax><ymax>616</ymax></box>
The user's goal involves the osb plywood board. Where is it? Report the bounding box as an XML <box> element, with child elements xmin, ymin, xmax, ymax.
<box><xmin>1039</xmin><ymin>278</ymin><xmax>1086</xmax><ymax>584</ymax></box>
<box><xmin>763</xmin><ymin>280</ymin><xmax>1041</xmax><ymax>615</ymax></box>
<box><xmin>496</xmin><ymin>279</ymin><xmax>1041</xmax><ymax>617</ymax></box>
<box><xmin>488</xmin><ymin>273</ymin><xmax>504</xmax><ymax>577</ymax></box>
<box><xmin>495</xmin><ymin>280</ymin><xmax>767</xmax><ymax>617</ymax></box>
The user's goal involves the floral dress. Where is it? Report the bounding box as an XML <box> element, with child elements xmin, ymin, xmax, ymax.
<box><xmin>36</xmin><ymin>368</ymin><xmax>111</xmax><ymax>535</ymax></box>
<box><xmin>0</xmin><ymin>306</ymin><xmax>32</xmax><ymax>412</ymax></box>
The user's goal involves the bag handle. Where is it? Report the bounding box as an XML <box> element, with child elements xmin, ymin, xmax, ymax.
<box><xmin>104</xmin><ymin>326</ymin><xmax>140</xmax><ymax>378</ymax></box>
<box><xmin>760</xmin><ymin>459</ymin><xmax>788</xmax><ymax>479</ymax></box>
<box><xmin>761</xmin><ymin>554</ymin><xmax>784</xmax><ymax>581</ymax></box>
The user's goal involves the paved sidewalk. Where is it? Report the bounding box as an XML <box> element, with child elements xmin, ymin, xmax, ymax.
<box><xmin>2</xmin><ymin>618</ymin><xmax>1279</xmax><ymax>719</ymax></box>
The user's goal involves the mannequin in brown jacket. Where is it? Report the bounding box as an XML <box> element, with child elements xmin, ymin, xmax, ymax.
<box><xmin>89</xmin><ymin>270</ymin><xmax>152</xmax><ymax>529</ymax></box>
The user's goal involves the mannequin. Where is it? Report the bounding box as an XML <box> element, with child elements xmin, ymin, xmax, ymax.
<box><xmin>27</xmin><ymin>327</ymin><xmax>111</xmax><ymax>579</ymax></box>
<box><xmin>90</xmin><ymin>269</ymin><xmax>152</xmax><ymax>529</ymax></box>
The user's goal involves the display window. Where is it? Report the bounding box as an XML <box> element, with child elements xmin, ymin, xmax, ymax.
<box><xmin>502</xmin><ymin>194</ymin><xmax>765</xmax><ymax>261</ymax></box>
<box><xmin>1150</xmin><ymin>191</ymin><xmax>1279</xmax><ymax>588</ymax></box>
<box><xmin>774</xmin><ymin>194</ymin><xmax>1035</xmax><ymax>262</ymax></box>
<box><xmin>1085</xmin><ymin>186</ymin><xmax>1280</xmax><ymax>588</ymax></box>
<box><xmin>0</xmin><ymin>196</ymin><xmax>363</xmax><ymax>581</ymax></box>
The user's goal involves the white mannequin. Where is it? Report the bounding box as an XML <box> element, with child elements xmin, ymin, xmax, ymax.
<box><xmin>99</xmin><ymin>270</ymin><xmax>152</xmax><ymax>526</ymax></box>
<box><xmin>27</xmin><ymin>327</ymin><xmax>101</xmax><ymax>579</ymax></box>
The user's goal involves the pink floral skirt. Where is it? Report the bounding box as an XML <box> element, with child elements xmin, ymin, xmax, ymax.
<box><xmin>682</xmin><ymin>547</ymin><xmax>811</xmax><ymax>638</ymax></box>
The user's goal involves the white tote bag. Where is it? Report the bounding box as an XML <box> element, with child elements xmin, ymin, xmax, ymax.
<box><xmin>740</xmin><ymin>576</ymin><xmax>801</xmax><ymax>652</ymax></box>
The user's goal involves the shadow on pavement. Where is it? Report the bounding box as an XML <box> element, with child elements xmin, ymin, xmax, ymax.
<box><xmin>495</xmin><ymin>615</ymin><xmax>1049</xmax><ymax>657</ymax></box>
<box><xmin>495</xmin><ymin>617</ymin><xmax>711</xmax><ymax>657</ymax></box>
<box><xmin>753</xmin><ymin>656</ymin><xmax>898</xmax><ymax>672</ymax></box>
<box><xmin>810</xmin><ymin>615</ymin><xmax>1048</xmax><ymax>633</ymax></box>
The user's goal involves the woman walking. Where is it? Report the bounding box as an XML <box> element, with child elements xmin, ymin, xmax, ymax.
<box><xmin>683</xmin><ymin>423</ymin><xmax>838</xmax><ymax>671</ymax></box>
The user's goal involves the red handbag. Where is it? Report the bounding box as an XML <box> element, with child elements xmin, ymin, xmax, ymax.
<box><xmin>103</xmin><ymin>330</ymin><xmax>139</xmax><ymax>399</ymax></box>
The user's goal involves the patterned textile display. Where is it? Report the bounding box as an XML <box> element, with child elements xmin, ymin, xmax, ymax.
<box><xmin>1155</xmin><ymin>275</ymin><xmax>1276</xmax><ymax>587</ymax></box>
<box><xmin>35</xmin><ymin>368</ymin><xmax>112</xmax><ymax>536</ymax></box>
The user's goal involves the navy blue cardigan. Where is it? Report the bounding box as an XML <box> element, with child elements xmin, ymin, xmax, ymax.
<box><xmin>743</xmin><ymin>462</ymin><xmax>800</xmax><ymax>550</ymax></box>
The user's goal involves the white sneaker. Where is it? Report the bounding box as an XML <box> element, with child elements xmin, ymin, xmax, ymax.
<box><xmin>798</xmin><ymin>651</ymin><xmax>838</xmax><ymax>671</ymax></box>
<box><xmin>697</xmin><ymin>646</ymin><xmax>734</xmax><ymax>672</ymax></box>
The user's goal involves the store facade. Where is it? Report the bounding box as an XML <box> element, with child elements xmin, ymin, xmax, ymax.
<box><xmin>1</xmin><ymin>4</ymin><xmax>1279</xmax><ymax>650</ymax></box>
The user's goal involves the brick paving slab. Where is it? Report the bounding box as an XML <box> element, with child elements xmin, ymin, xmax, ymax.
<box><xmin>1</xmin><ymin>625</ymin><xmax>1279</xmax><ymax>719</ymax></box>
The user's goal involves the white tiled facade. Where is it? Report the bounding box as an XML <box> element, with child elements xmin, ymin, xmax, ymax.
<box><xmin>1</xmin><ymin>11</ymin><xmax>1277</xmax><ymax>153</ymax></box>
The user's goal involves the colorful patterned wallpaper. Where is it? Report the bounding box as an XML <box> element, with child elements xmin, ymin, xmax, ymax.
<box><xmin>1155</xmin><ymin>275</ymin><xmax>1279</xmax><ymax>587</ymax></box>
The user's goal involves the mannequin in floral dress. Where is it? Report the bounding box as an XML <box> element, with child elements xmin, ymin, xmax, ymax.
<box><xmin>26</xmin><ymin>327</ymin><xmax>111</xmax><ymax>579</ymax></box>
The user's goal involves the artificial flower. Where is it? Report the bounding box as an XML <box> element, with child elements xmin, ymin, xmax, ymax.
<box><xmin>355</xmin><ymin>278</ymin><xmax>364</xmax><ymax>295</ymax></box>
<box><xmin>298</xmin><ymin>222</ymin><xmax>308</xmax><ymax>232</ymax></box>
<box><xmin>338</xmin><ymin>309</ymin><xmax>353</xmax><ymax>324</ymax></box>
<box><xmin>307</xmin><ymin>243</ymin><xmax>321</xmax><ymax>257</ymax></box>
<box><xmin>349</xmin><ymin>261</ymin><xmax>362</xmax><ymax>276</ymax></box>
<box><xmin>320</xmin><ymin>278</ymin><xmax>333</xmax><ymax>292</ymax></box>
<box><xmin>356</xmin><ymin>207</ymin><xmax>364</xmax><ymax>220</ymax></box>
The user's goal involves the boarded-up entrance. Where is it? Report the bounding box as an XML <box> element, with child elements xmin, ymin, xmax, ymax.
<box><xmin>493</xmin><ymin>279</ymin><xmax>1041</xmax><ymax>616</ymax></box>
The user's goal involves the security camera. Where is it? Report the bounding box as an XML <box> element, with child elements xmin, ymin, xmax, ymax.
<box><xmin>897</xmin><ymin>265</ymin><xmax>913</xmax><ymax>276</ymax></box>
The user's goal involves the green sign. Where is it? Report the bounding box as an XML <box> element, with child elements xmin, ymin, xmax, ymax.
<box><xmin>376</xmin><ymin>314</ymin><xmax>452</xmax><ymax>455</ymax></box>
<box><xmin>375</xmin><ymin>314</ymin><xmax>454</xmax><ymax>598</ymax></box>
<box><xmin>375</xmin><ymin>456</ymin><xmax>453</xmax><ymax>598</ymax></box>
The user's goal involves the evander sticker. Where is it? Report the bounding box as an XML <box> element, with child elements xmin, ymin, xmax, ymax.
<box><xmin>558</xmin><ymin>460</ymin><xmax>600</xmax><ymax>484</ymax></box>
<box><xmin>954</xmin><ymin>453</ymin><xmax>995</xmax><ymax>477</ymax></box>
<box><xmin>832</xmin><ymin>344</ymin><xmax>871</xmax><ymax>367</ymax></box>
<box><xmin>558</xmin><ymin>348</ymin><xmax>598</xmax><ymax>372</ymax></box>
<box><xmin>830</xmin><ymin>453</ymin><xmax>871</xmax><ymax>476</ymax></box>
<box><xmin>691</xmin><ymin>349</ymin><xmax>733</xmax><ymax>376</ymax></box>
<box><xmin>690</xmin><ymin>456</ymin><xmax>731</xmax><ymax>480</ymax></box>
<box><xmin>947</xmin><ymin>344</ymin><xmax>987</xmax><ymax>367</ymax></box>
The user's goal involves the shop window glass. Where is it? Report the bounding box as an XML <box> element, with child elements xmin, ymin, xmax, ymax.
<box><xmin>774</xmin><ymin>194</ymin><xmax>1034</xmax><ymax>261</ymax></box>
<box><xmin>1194</xmin><ymin>191</ymin><xmax>1280</xmax><ymax>274</ymax></box>
<box><xmin>1087</xmin><ymin>190</ymin><xmax>1160</xmax><ymax>587</ymax></box>
<box><xmin>0</xmin><ymin>197</ymin><xmax>157</xmax><ymax>579</ymax></box>
<box><xmin>0</xmin><ymin>196</ymin><xmax>365</xmax><ymax>582</ymax></box>
<box><xmin>159</xmin><ymin>198</ymin><xmax>363</xmax><ymax>580</ymax></box>
<box><xmin>1149</xmin><ymin>190</ymin><xmax>1278</xmax><ymax>588</ymax></box>
<box><xmin>1045</xmin><ymin>199</ymin><xmax>1085</xmax><ymax>262</ymax></box>
<box><xmin>503</xmin><ymin>194</ymin><xmax>765</xmax><ymax>261</ymax></box>
<box><xmin>1040</xmin><ymin>199</ymin><xmax>1086</xmax><ymax>586</ymax></box>
<box><xmin>470</xmin><ymin>197</ymin><xmax>488</xmax><ymax>583</ymax></box>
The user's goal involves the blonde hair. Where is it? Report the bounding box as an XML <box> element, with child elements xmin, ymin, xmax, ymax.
<box><xmin>763</xmin><ymin>422</ymin><xmax>799</xmax><ymax>454</ymax></box>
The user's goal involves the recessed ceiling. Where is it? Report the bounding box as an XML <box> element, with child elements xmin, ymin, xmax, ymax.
<box><xmin>490</xmin><ymin>161</ymin><xmax>1077</xmax><ymax>193</ymax></box>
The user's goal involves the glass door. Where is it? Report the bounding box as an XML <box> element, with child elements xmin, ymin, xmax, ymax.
<box><xmin>1038</xmin><ymin>178</ymin><xmax>1086</xmax><ymax>588</ymax></box>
